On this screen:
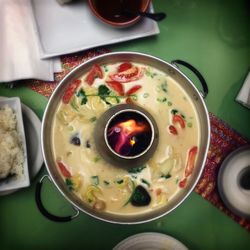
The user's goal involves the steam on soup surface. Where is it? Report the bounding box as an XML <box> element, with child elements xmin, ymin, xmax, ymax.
<box><xmin>52</xmin><ymin>62</ymin><xmax>200</xmax><ymax>215</ymax></box>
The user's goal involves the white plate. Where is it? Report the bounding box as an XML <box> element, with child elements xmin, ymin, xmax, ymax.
<box><xmin>0</xmin><ymin>97</ymin><xmax>30</xmax><ymax>192</ymax></box>
<box><xmin>0</xmin><ymin>97</ymin><xmax>43</xmax><ymax>196</ymax></box>
<box><xmin>113</xmin><ymin>233</ymin><xmax>188</xmax><ymax>250</ymax></box>
<box><xmin>217</xmin><ymin>145</ymin><xmax>250</xmax><ymax>219</ymax></box>
<box><xmin>31</xmin><ymin>0</ymin><xmax>160</xmax><ymax>58</ymax></box>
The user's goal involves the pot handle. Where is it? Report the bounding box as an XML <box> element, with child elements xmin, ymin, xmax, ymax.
<box><xmin>171</xmin><ymin>60</ymin><xmax>208</xmax><ymax>98</ymax></box>
<box><xmin>35</xmin><ymin>175</ymin><xmax>80</xmax><ymax>222</ymax></box>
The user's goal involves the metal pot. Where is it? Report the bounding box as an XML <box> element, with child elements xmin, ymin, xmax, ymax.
<box><xmin>37</xmin><ymin>52</ymin><xmax>210</xmax><ymax>224</ymax></box>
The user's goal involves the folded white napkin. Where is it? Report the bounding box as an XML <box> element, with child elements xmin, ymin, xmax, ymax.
<box><xmin>0</xmin><ymin>0</ymin><xmax>61</xmax><ymax>83</ymax></box>
<box><xmin>236</xmin><ymin>71</ymin><xmax>250</xmax><ymax>109</ymax></box>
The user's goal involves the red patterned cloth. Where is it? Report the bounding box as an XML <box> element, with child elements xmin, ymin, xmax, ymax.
<box><xmin>195</xmin><ymin>113</ymin><xmax>250</xmax><ymax>231</ymax></box>
<box><xmin>26</xmin><ymin>48</ymin><xmax>250</xmax><ymax>231</ymax></box>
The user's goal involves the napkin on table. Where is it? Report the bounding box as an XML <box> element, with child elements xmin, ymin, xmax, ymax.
<box><xmin>235</xmin><ymin>71</ymin><xmax>250</xmax><ymax>109</ymax></box>
<box><xmin>0</xmin><ymin>0</ymin><xmax>61</xmax><ymax>83</ymax></box>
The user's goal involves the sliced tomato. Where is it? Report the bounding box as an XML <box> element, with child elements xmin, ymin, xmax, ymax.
<box><xmin>179</xmin><ymin>178</ymin><xmax>187</xmax><ymax>188</ymax></box>
<box><xmin>57</xmin><ymin>161</ymin><xmax>71</xmax><ymax>178</ymax></box>
<box><xmin>168</xmin><ymin>125</ymin><xmax>178</xmax><ymax>135</ymax></box>
<box><xmin>62</xmin><ymin>79</ymin><xmax>81</xmax><ymax>104</ymax></box>
<box><xmin>173</xmin><ymin>114</ymin><xmax>185</xmax><ymax>129</ymax></box>
<box><xmin>85</xmin><ymin>64</ymin><xmax>103</xmax><ymax>85</ymax></box>
<box><xmin>184</xmin><ymin>146</ymin><xmax>198</xmax><ymax>177</ymax></box>
<box><xmin>126</xmin><ymin>85</ymin><xmax>142</xmax><ymax>95</ymax></box>
<box><xmin>118</xmin><ymin>62</ymin><xmax>133</xmax><ymax>72</ymax></box>
<box><xmin>109</xmin><ymin>66</ymin><xmax>143</xmax><ymax>83</ymax></box>
<box><xmin>106</xmin><ymin>81</ymin><xmax>124</xmax><ymax>96</ymax></box>
<box><xmin>125</xmin><ymin>97</ymin><xmax>135</xmax><ymax>104</ymax></box>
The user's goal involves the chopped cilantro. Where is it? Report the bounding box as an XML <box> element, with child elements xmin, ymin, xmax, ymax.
<box><xmin>167</xmin><ymin>101</ymin><xmax>172</xmax><ymax>106</ymax></box>
<box><xmin>77</xmin><ymin>88</ymin><xmax>88</xmax><ymax>105</ymax></box>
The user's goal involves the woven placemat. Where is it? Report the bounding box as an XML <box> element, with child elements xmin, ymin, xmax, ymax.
<box><xmin>26</xmin><ymin>48</ymin><xmax>250</xmax><ymax>231</ymax></box>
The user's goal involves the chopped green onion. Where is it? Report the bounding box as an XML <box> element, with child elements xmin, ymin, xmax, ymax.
<box><xmin>93</xmin><ymin>156</ymin><xmax>101</xmax><ymax>163</ymax></box>
<box><xmin>187</xmin><ymin>122</ymin><xmax>193</xmax><ymax>128</ymax></box>
<box><xmin>171</xmin><ymin>109</ymin><xmax>178</xmax><ymax>115</ymax></box>
<box><xmin>116</xmin><ymin>179</ymin><xmax>124</xmax><ymax>184</ymax></box>
<box><xmin>161</xmin><ymin>173</ymin><xmax>171</xmax><ymax>179</ymax></box>
<box><xmin>143</xmin><ymin>93</ymin><xmax>149</xmax><ymax>98</ymax></box>
<box><xmin>89</xmin><ymin>116</ymin><xmax>97</xmax><ymax>122</ymax></box>
<box><xmin>91</xmin><ymin>176</ymin><xmax>99</xmax><ymax>186</ymax></box>
<box><xmin>65</xmin><ymin>178</ymin><xmax>74</xmax><ymax>191</ymax></box>
<box><xmin>141</xmin><ymin>178</ymin><xmax>151</xmax><ymax>187</ymax></box>
<box><xmin>103</xmin><ymin>180</ymin><xmax>110</xmax><ymax>185</ymax></box>
<box><xmin>128</xmin><ymin>166</ymin><xmax>146</xmax><ymax>174</ymax></box>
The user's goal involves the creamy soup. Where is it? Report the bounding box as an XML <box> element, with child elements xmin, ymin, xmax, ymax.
<box><xmin>52</xmin><ymin>62</ymin><xmax>200</xmax><ymax>215</ymax></box>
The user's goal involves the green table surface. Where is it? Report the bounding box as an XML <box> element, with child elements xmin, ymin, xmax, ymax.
<box><xmin>0</xmin><ymin>0</ymin><xmax>249</xmax><ymax>249</ymax></box>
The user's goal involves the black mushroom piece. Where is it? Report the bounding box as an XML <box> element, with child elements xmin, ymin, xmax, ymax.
<box><xmin>70</xmin><ymin>135</ymin><xmax>81</xmax><ymax>146</ymax></box>
<box><xmin>130</xmin><ymin>185</ymin><xmax>151</xmax><ymax>206</ymax></box>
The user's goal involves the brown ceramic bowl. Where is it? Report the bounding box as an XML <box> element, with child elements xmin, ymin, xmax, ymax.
<box><xmin>88</xmin><ymin>0</ymin><xmax>151</xmax><ymax>28</ymax></box>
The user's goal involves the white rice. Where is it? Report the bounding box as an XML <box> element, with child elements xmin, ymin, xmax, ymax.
<box><xmin>0</xmin><ymin>105</ymin><xmax>24</xmax><ymax>179</ymax></box>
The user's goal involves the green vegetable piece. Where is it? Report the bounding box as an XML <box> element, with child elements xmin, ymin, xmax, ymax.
<box><xmin>116</xmin><ymin>179</ymin><xmax>124</xmax><ymax>184</ymax></box>
<box><xmin>98</xmin><ymin>85</ymin><xmax>112</xmax><ymax>104</ymax></box>
<box><xmin>89</xmin><ymin>116</ymin><xmax>97</xmax><ymax>122</ymax></box>
<box><xmin>93</xmin><ymin>156</ymin><xmax>101</xmax><ymax>163</ymax></box>
<box><xmin>98</xmin><ymin>85</ymin><xmax>110</xmax><ymax>97</ymax></box>
<box><xmin>143</xmin><ymin>93</ymin><xmax>149</xmax><ymax>98</ymax></box>
<box><xmin>77</xmin><ymin>88</ymin><xmax>88</xmax><ymax>105</ymax></box>
<box><xmin>171</xmin><ymin>109</ymin><xmax>178</xmax><ymax>115</ymax></box>
<box><xmin>103</xmin><ymin>180</ymin><xmax>110</xmax><ymax>185</ymax></box>
<box><xmin>128</xmin><ymin>166</ymin><xmax>146</xmax><ymax>174</ymax></box>
<box><xmin>70</xmin><ymin>97</ymin><xmax>79</xmax><ymax>111</ymax></box>
<box><xmin>130</xmin><ymin>185</ymin><xmax>151</xmax><ymax>206</ymax></box>
<box><xmin>161</xmin><ymin>82</ymin><xmax>168</xmax><ymax>93</ymax></box>
<box><xmin>141</xmin><ymin>178</ymin><xmax>150</xmax><ymax>187</ymax></box>
<box><xmin>167</xmin><ymin>101</ymin><xmax>172</xmax><ymax>106</ymax></box>
<box><xmin>161</xmin><ymin>173</ymin><xmax>172</xmax><ymax>179</ymax></box>
<box><xmin>91</xmin><ymin>176</ymin><xmax>99</xmax><ymax>186</ymax></box>
<box><xmin>187</xmin><ymin>122</ymin><xmax>193</xmax><ymax>128</ymax></box>
<box><xmin>65</xmin><ymin>178</ymin><xmax>74</xmax><ymax>191</ymax></box>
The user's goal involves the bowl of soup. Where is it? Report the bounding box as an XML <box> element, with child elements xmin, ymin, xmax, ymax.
<box><xmin>88</xmin><ymin>0</ymin><xmax>151</xmax><ymax>28</ymax></box>
<box><xmin>39</xmin><ymin>52</ymin><xmax>210</xmax><ymax>224</ymax></box>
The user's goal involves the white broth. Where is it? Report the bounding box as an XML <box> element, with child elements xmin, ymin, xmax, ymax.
<box><xmin>52</xmin><ymin>62</ymin><xmax>200</xmax><ymax>215</ymax></box>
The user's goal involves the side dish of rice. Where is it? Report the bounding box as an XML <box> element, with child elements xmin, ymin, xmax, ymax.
<box><xmin>0</xmin><ymin>105</ymin><xmax>24</xmax><ymax>180</ymax></box>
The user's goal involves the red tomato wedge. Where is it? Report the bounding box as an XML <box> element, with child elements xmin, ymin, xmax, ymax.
<box><xmin>106</xmin><ymin>81</ymin><xmax>124</xmax><ymax>96</ymax></box>
<box><xmin>62</xmin><ymin>79</ymin><xmax>81</xmax><ymax>104</ymax></box>
<box><xmin>173</xmin><ymin>114</ymin><xmax>185</xmax><ymax>129</ymax></box>
<box><xmin>118</xmin><ymin>62</ymin><xmax>133</xmax><ymax>72</ymax></box>
<box><xmin>57</xmin><ymin>161</ymin><xmax>71</xmax><ymax>178</ymax></box>
<box><xmin>126</xmin><ymin>85</ymin><xmax>142</xmax><ymax>95</ymax></box>
<box><xmin>168</xmin><ymin>125</ymin><xmax>178</xmax><ymax>135</ymax></box>
<box><xmin>184</xmin><ymin>146</ymin><xmax>198</xmax><ymax>177</ymax></box>
<box><xmin>85</xmin><ymin>64</ymin><xmax>103</xmax><ymax>85</ymax></box>
<box><xmin>109</xmin><ymin>66</ymin><xmax>143</xmax><ymax>83</ymax></box>
<box><xmin>179</xmin><ymin>178</ymin><xmax>187</xmax><ymax>188</ymax></box>
<box><xmin>125</xmin><ymin>97</ymin><xmax>135</xmax><ymax>104</ymax></box>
